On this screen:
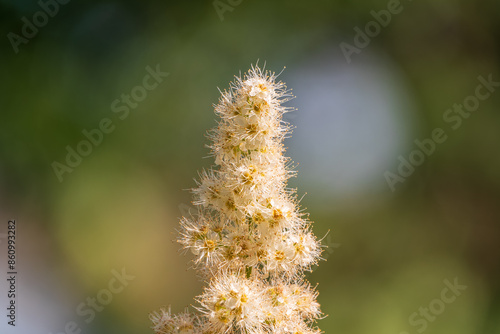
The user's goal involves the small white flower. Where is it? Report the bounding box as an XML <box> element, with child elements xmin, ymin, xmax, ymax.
<box><xmin>288</xmin><ymin>231</ymin><xmax>321</xmax><ymax>269</ymax></box>
<box><xmin>265</xmin><ymin>239</ymin><xmax>296</xmax><ymax>273</ymax></box>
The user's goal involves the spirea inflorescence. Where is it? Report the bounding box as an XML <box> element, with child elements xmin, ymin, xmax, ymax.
<box><xmin>151</xmin><ymin>65</ymin><xmax>323</xmax><ymax>334</ymax></box>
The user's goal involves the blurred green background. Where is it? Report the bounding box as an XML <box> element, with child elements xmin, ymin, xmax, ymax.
<box><xmin>1</xmin><ymin>0</ymin><xmax>499</xmax><ymax>333</ymax></box>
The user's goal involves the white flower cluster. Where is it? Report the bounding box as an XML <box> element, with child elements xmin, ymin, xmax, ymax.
<box><xmin>151</xmin><ymin>65</ymin><xmax>323</xmax><ymax>334</ymax></box>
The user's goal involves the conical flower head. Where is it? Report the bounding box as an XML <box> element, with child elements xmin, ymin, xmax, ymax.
<box><xmin>152</xmin><ymin>65</ymin><xmax>324</xmax><ymax>334</ymax></box>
